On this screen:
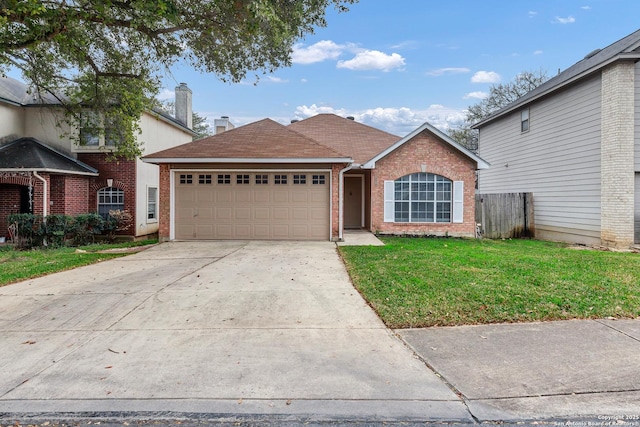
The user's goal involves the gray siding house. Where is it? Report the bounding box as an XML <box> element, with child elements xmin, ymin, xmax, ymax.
<box><xmin>475</xmin><ymin>29</ymin><xmax>640</xmax><ymax>248</ymax></box>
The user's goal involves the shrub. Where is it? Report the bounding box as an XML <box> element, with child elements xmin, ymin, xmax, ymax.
<box><xmin>104</xmin><ymin>210</ymin><xmax>133</xmax><ymax>242</ymax></box>
<box><xmin>7</xmin><ymin>213</ymin><xmax>44</xmax><ymax>249</ymax></box>
<box><xmin>70</xmin><ymin>213</ymin><xmax>105</xmax><ymax>246</ymax></box>
<box><xmin>41</xmin><ymin>214</ymin><xmax>73</xmax><ymax>247</ymax></box>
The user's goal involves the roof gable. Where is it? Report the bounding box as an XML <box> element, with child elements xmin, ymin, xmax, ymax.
<box><xmin>143</xmin><ymin>118</ymin><xmax>352</xmax><ymax>163</ymax></box>
<box><xmin>0</xmin><ymin>137</ymin><xmax>98</xmax><ymax>175</ymax></box>
<box><xmin>475</xmin><ymin>28</ymin><xmax>640</xmax><ymax>128</ymax></box>
<box><xmin>288</xmin><ymin>114</ymin><xmax>400</xmax><ymax>164</ymax></box>
<box><xmin>363</xmin><ymin>122</ymin><xmax>489</xmax><ymax>170</ymax></box>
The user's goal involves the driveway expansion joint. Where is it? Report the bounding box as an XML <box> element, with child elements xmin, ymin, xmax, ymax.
<box><xmin>595</xmin><ymin>319</ymin><xmax>640</xmax><ymax>343</ymax></box>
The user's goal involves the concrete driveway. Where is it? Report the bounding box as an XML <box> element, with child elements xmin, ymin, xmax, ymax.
<box><xmin>0</xmin><ymin>241</ymin><xmax>468</xmax><ymax>421</ymax></box>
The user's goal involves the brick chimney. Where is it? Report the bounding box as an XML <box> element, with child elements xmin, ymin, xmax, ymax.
<box><xmin>175</xmin><ymin>83</ymin><xmax>192</xmax><ymax>129</ymax></box>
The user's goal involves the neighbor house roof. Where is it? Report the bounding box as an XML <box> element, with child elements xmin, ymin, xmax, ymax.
<box><xmin>0</xmin><ymin>137</ymin><xmax>99</xmax><ymax>175</ymax></box>
<box><xmin>363</xmin><ymin>122</ymin><xmax>490</xmax><ymax>170</ymax></box>
<box><xmin>288</xmin><ymin>114</ymin><xmax>400</xmax><ymax>164</ymax></box>
<box><xmin>474</xmin><ymin>28</ymin><xmax>640</xmax><ymax>128</ymax></box>
<box><xmin>143</xmin><ymin>118</ymin><xmax>352</xmax><ymax>164</ymax></box>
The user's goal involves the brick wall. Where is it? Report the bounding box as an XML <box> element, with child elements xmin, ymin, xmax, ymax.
<box><xmin>370</xmin><ymin>130</ymin><xmax>477</xmax><ymax>237</ymax></box>
<box><xmin>0</xmin><ymin>184</ymin><xmax>21</xmax><ymax>238</ymax></box>
<box><xmin>79</xmin><ymin>153</ymin><xmax>137</xmax><ymax>236</ymax></box>
<box><xmin>158</xmin><ymin>163</ymin><xmax>171</xmax><ymax>241</ymax></box>
<box><xmin>601</xmin><ymin>61</ymin><xmax>635</xmax><ymax>248</ymax></box>
<box><xmin>49</xmin><ymin>175</ymin><xmax>90</xmax><ymax>215</ymax></box>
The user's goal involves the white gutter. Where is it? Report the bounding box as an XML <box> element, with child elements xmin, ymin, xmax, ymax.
<box><xmin>142</xmin><ymin>157</ymin><xmax>353</xmax><ymax>164</ymax></box>
<box><xmin>338</xmin><ymin>163</ymin><xmax>358</xmax><ymax>241</ymax></box>
<box><xmin>32</xmin><ymin>171</ymin><xmax>47</xmax><ymax>218</ymax></box>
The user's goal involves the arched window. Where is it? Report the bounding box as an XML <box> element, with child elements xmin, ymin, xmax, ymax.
<box><xmin>392</xmin><ymin>173</ymin><xmax>452</xmax><ymax>223</ymax></box>
<box><xmin>97</xmin><ymin>187</ymin><xmax>124</xmax><ymax>218</ymax></box>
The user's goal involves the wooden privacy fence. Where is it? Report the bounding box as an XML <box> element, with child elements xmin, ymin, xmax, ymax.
<box><xmin>475</xmin><ymin>193</ymin><xmax>534</xmax><ymax>239</ymax></box>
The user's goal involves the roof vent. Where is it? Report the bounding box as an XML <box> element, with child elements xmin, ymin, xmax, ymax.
<box><xmin>290</xmin><ymin>119</ymin><xmax>299</xmax><ymax>123</ymax></box>
<box><xmin>584</xmin><ymin>48</ymin><xmax>601</xmax><ymax>59</ymax></box>
<box><xmin>346</xmin><ymin>116</ymin><xmax>355</xmax><ymax>120</ymax></box>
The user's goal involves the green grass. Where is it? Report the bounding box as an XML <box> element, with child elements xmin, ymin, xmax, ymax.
<box><xmin>0</xmin><ymin>240</ymin><xmax>157</xmax><ymax>287</ymax></box>
<box><xmin>338</xmin><ymin>237</ymin><xmax>640</xmax><ymax>328</ymax></box>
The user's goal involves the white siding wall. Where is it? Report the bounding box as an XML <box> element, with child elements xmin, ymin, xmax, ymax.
<box><xmin>635</xmin><ymin>62</ymin><xmax>640</xmax><ymax>172</ymax></box>
<box><xmin>478</xmin><ymin>75</ymin><xmax>602</xmax><ymax>245</ymax></box>
<box><xmin>134</xmin><ymin>112</ymin><xmax>192</xmax><ymax>237</ymax></box>
<box><xmin>0</xmin><ymin>104</ymin><xmax>24</xmax><ymax>139</ymax></box>
<box><xmin>23</xmin><ymin>107</ymin><xmax>76</xmax><ymax>154</ymax></box>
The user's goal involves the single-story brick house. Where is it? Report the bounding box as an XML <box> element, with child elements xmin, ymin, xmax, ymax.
<box><xmin>143</xmin><ymin>114</ymin><xmax>489</xmax><ymax>241</ymax></box>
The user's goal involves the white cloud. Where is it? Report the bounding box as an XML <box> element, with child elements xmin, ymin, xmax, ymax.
<box><xmin>533</xmin><ymin>50</ymin><xmax>543</xmax><ymax>55</ymax></box>
<box><xmin>337</xmin><ymin>50</ymin><xmax>405</xmax><ymax>72</ymax></box>
<box><xmin>265</xmin><ymin>76</ymin><xmax>287</xmax><ymax>83</ymax></box>
<box><xmin>292</xmin><ymin>40</ymin><xmax>347</xmax><ymax>65</ymax></box>
<box><xmin>471</xmin><ymin>71</ymin><xmax>501</xmax><ymax>83</ymax></box>
<box><xmin>292</xmin><ymin>104</ymin><xmax>465</xmax><ymax>136</ymax></box>
<box><xmin>300</xmin><ymin>78</ymin><xmax>308</xmax><ymax>83</ymax></box>
<box><xmin>157</xmin><ymin>88</ymin><xmax>174</xmax><ymax>101</ymax></box>
<box><xmin>426</xmin><ymin>67</ymin><xmax>470</xmax><ymax>76</ymax></box>
<box><xmin>390</xmin><ymin>40</ymin><xmax>420</xmax><ymax>50</ymax></box>
<box><xmin>463</xmin><ymin>91</ymin><xmax>488</xmax><ymax>100</ymax></box>
<box><xmin>581</xmin><ymin>6</ymin><xmax>591</xmax><ymax>10</ymax></box>
<box><xmin>552</xmin><ymin>16</ymin><xmax>576</xmax><ymax>24</ymax></box>
<box><xmin>528</xmin><ymin>11</ymin><xmax>538</xmax><ymax>18</ymax></box>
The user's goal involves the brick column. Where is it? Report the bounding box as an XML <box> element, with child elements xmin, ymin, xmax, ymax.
<box><xmin>601</xmin><ymin>61</ymin><xmax>635</xmax><ymax>248</ymax></box>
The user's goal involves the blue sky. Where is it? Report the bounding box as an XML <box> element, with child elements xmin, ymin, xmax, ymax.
<box><xmin>157</xmin><ymin>0</ymin><xmax>640</xmax><ymax>136</ymax></box>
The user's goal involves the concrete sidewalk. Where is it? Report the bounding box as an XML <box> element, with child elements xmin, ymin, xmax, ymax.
<box><xmin>398</xmin><ymin>319</ymin><xmax>640</xmax><ymax>421</ymax></box>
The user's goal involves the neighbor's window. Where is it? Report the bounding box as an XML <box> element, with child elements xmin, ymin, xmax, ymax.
<box><xmin>393</xmin><ymin>173</ymin><xmax>451</xmax><ymax>223</ymax></box>
<box><xmin>97</xmin><ymin>187</ymin><xmax>124</xmax><ymax>218</ymax></box>
<box><xmin>237</xmin><ymin>174</ymin><xmax>250</xmax><ymax>184</ymax></box>
<box><xmin>274</xmin><ymin>174</ymin><xmax>288</xmax><ymax>184</ymax></box>
<box><xmin>521</xmin><ymin>108</ymin><xmax>530</xmax><ymax>132</ymax></box>
<box><xmin>293</xmin><ymin>174</ymin><xmax>306</xmax><ymax>184</ymax></box>
<box><xmin>179</xmin><ymin>174</ymin><xmax>193</xmax><ymax>184</ymax></box>
<box><xmin>147</xmin><ymin>187</ymin><xmax>157</xmax><ymax>221</ymax></box>
<box><xmin>199</xmin><ymin>174</ymin><xmax>212</xmax><ymax>184</ymax></box>
<box><xmin>255</xmin><ymin>174</ymin><xmax>268</xmax><ymax>184</ymax></box>
<box><xmin>79</xmin><ymin>111</ymin><xmax>121</xmax><ymax>147</ymax></box>
<box><xmin>217</xmin><ymin>174</ymin><xmax>231</xmax><ymax>184</ymax></box>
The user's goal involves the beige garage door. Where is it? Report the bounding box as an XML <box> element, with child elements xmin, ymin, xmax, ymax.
<box><xmin>175</xmin><ymin>171</ymin><xmax>330</xmax><ymax>240</ymax></box>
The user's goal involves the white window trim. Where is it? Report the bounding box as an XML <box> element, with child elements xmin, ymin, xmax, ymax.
<box><xmin>383</xmin><ymin>175</ymin><xmax>464</xmax><ymax>224</ymax></box>
<box><xmin>520</xmin><ymin>108</ymin><xmax>530</xmax><ymax>133</ymax></box>
<box><xmin>147</xmin><ymin>186</ymin><xmax>158</xmax><ymax>224</ymax></box>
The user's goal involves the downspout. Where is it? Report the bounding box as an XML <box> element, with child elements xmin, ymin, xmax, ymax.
<box><xmin>338</xmin><ymin>162</ymin><xmax>358</xmax><ymax>241</ymax></box>
<box><xmin>32</xmin><ymin>171</ymin><xmax>48</xmax><ymax>218</ymax></box>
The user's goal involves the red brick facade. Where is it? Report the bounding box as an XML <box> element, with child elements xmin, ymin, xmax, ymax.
<box><xmin>1</xmin><ymin>154</ymin><xmax>138</xmax><ymax>239</ymax></box>
<box><xmin>370</xmin><ymin>130</ymin><xmax>477</xmax><ymax>237</ymax></box>
<box><xmin>79</xmin><ymin>153</ymin><xmax>137</xmax><ymax>236</ymax></box>
<box><xmin>158</xmin><ymin>163</ymin><xmax>171</xmax><ymax>241</ymax></box>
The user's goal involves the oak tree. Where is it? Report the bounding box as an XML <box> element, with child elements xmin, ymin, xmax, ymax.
<box><xmin>0</xmin><ymin>0</ymin><xmax>355</xmax><ymax>157</ymax></box>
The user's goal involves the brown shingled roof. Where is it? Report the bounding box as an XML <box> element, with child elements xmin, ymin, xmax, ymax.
<box><xmin>144</xmin><ymin>118</ymin><xmax>349</xmax><ymax>161</ymax></box>
<box><xmin>288</xmin><ymin>114</ymin><xmax>400</xmax><ymax>164</ymax></box>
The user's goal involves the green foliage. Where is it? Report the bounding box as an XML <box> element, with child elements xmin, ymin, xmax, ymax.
<box><xmin>157</xmin><ymin>100</ymin><xmax>213</xmax><ymax>140</ymax></box>
<box><xmin>0</xmin><ymin>0</ymin><xmax>356</xmax><ymax>158</ymax></box>
<box><xmin>339</xmin><ymin>237</ymin><xmax>640</xmax><ymax>328</ymax></box>
<box><xmin>103</xmin><ymin>209</ymin><xmax>133</xmax><ymax>242</ymax></box>
<box><xmin>7</xmin><ymin>213</ymin><xmax>44</xmax><ymax>248</ymax></box>
<box><xmin>69</xmin><ymin>213</ymin><xmax>105</xmax><ymax>246</ymax></box>
<box><xmin>41</xmin><ymin>214</ymin><xmax>73</xmax><ymax>247</ymax></box>
<box><xmin>449</xmin><ymin>70</ymin><xmax>549</xmax><ymax>151</ymax></box>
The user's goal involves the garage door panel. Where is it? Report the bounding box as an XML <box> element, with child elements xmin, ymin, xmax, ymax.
<box><xmin>274</xmin><ymin>190</ymin><xmax>289</xmax><ymax>202</ymax></box>
<box><xmin>272</xmin><ymin>224</ymin><xmax>289</xmax><ymax>239</ymax></box>
<box><xmin>216</xmin><ymin>207</ymin><xmax>232</xmax><ymax>220</ymax></box>
<box><xmin>174</xmin><ymin>171</ymin><xmax>329</xmax><ymax>240</ymax></box>
<box><xmin>273</xmin><ymin>207</ymin><xmax>289</xmax><ymax>220</ymax></box>
<box><xmin>235</xmin><ymin>190</ymin><xmax>251</xmax><ymax>203</ymax></box>
<box><xmin>255</xmin><ymin>191</ymin><xmax>270</xmax><ymax>202</ymax></box>
<box><xmin>254</xmin><ymin>207</ymin><xmax>270</xmax><ymax>220</ymax></box>
<box><xmin>235</xmin><ymin>207</ymin><xmax>251</xmax><ymax>220</ymax></box>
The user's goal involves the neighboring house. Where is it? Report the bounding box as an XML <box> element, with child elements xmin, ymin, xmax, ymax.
<box><xmin>474</xmin><ymin>29</ymin><xmax>640</xmax><ymax>248</ymax></box>
<box><xmin>0</xmin><ymin>77</ymin><xmax>195</xmax><ymax>240</ymax></box>
<box><xmin>143</xmin><ymin>114</ymin><xmax>488</xmax><ymax>241</ymax></box>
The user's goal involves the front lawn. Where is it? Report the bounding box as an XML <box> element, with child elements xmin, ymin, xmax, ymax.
<box><xmin>338</xmin><ymin>237</ymin><xmax>640</xmax><ymax>328</ymax></box>
<box><xmin>0</xmin><ymin>240</ymin><xmax>157</xmax><ymax>287</ymax></box>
